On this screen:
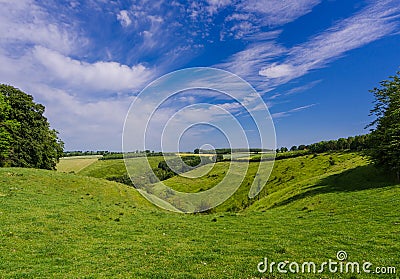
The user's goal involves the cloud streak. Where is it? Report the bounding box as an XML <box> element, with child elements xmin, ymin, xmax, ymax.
<box><xmin>260</xmin><ymin>0</ymin><xmax>400</xmax><ymax>82</ymax></box>
<box><xmin>222</xmin><ymin>0</ymin><xmax>400</xmax><ymax>93</ymax></box>
<box><xmin>0</xmin><ymin>0</ymin><xmax>84</xmax><ymax>55</ymax></box>
<box><xmin>272</xmin><ymin>104</ymin><xmax>317</xmax><ymax>119</ymax></box>
<box><xmin>238</xmin><ymin>0</ymin><xmax>321</xmax><ymax>27</ymax></box>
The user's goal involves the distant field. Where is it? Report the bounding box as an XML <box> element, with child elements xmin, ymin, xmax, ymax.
<box><xmin>1</xmin><ymin>154</ymin><xmax>399</xmax><ymax>278</ymax></box>
<box><xmin>76</xmin><ymin>156</ymin><xmax>168</xmax><ymax>180</ymax></box>
<box><xmin>56</xmin><ymin>155</ymin><xmax>102</xmax><ymax>173</ymax></box>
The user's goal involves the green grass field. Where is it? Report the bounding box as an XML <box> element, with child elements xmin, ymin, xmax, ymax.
<box><xmin>1</xmin><ymin>152</ymin><xmax>399</xmax><ymax>278</ymax></box>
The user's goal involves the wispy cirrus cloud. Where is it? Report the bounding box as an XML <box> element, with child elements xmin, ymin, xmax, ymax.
<box><xmin>272</xmin><ymin>104</ymin><xmax>317</xmax><ymax>119</ymax></box>
<box><xmin>221</xmin><ymin>0</ymin><xmax>400</xmax><ymax>93</ymax></box>
<box><xmin>206</xmin><ymin>0</ymin><xmax>232</xmax><ymax>15</ymax></box>
<box><xmin>259</xmin><ymin>0</ymin><xmax>400</xmax><ymax>82</ymax></box>
<box><xmin>217</xmin><ymin>42</ymin><xmax>286</xmax><ymax>83</ymax></box>
<box><xmin>221</xmin><ymin>0</ymin><xmax>320</xmax><ymax>40</ymax></box>
<box><xmin>266</xmin><ymin>80</ymin><xmax>322</xmax><ymax>102</ymax></box>
<box><xmin>283</xmin><ymin>80</ymin><xmax>322</xmax><ymax>96</ymax></box>
<box><xmin>0</xmin><ymin>0</ymin><xmax>85</xmax><ymax>55</ymax></box>
<box><xmin>238</xmin><ymin>0</ymin><xmax>321</xmax><ymax>27</ymax></box>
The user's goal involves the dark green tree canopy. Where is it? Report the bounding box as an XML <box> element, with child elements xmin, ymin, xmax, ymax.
<box><xmin>367</xmin><ymin>71</ymin><xmax>400</xmax><ymax>179</ymax></box>
<box><xmin>0</xmin><ymin>84</ymin><xmax>64</xmax><ymax>169</ymax></box>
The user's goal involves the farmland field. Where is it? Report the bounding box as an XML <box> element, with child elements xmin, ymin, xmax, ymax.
<box><xmin>56</xmin><ymin>155</ymin><xmax>102</xmax><ymax>173</ymax></box>
<box><xmin>74</xmin><ymin>156</ymin><xmax>171</xmax><ymax>180</ymax></box>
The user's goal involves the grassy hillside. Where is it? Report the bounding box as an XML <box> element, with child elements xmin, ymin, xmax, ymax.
<box><xmin>1</xmin><ymin>153</ymin><xmax>399</xmax><ymax>278</ymax></box>
<box><xmin>162</xmin><ymin>152</ymin><xmax>370</xmax><ymax>212</ymax></box>
<box><xmin>76</xmin><ymin>158</ymin><xmax>127</xmax><ymax>179</ymax></box>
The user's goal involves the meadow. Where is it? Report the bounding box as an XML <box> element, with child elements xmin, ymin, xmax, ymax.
<box><xmin>0</xmin><ymin>152</ymin><xmax>399</xmax><ymax>278</ymax></box>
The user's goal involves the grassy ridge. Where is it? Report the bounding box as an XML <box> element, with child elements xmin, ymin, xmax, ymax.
<box><xmin>2</xmin><ymin>152</ymin><xmax>399</xmax><ymax>278</ymax></box>
<box><xmin>76</xmin><ymin>158</ymin><xmax>127</xmax><ymax>179</ymax></box>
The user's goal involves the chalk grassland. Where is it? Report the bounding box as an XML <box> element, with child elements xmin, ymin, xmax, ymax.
<box><xmin>1</xmin><ymin>152</ymin><xmax>399</xmax><ymax>278</ymax></box>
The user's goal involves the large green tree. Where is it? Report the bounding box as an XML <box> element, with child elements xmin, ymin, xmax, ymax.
<box><xmin>0</xmin><ymin>92</ymin><xmax>19</xmax><ymax>163</ymax></box>
<box><xmin>0</xmin><ymin>85</ymin><xmax>64</xmax><ymax>169</ymax></box>
<box><xmin>367</xmin><ymin>71</ymin><xmax>400</xmax><ymax>180</ymax></box>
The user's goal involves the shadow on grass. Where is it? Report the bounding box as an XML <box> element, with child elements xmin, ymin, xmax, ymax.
<box><xmin>272</xmin><ymin>164</ymin><xmax>399</xmax><ymax>208</ymax></box>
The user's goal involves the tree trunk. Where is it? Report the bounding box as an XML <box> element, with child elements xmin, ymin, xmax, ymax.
<box><xmin>397</xmin><ymin>171</ymin><xmax>400</xmax><ymax>182</ymax></box>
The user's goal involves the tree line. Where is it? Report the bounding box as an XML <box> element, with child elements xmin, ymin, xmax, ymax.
<box><xmin>277</xmin><ymin>134</ymin><xmax>371</xmax><ymax>154</ymax></box>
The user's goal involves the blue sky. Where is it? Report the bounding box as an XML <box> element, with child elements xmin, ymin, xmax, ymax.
<box><xmin>0</xmin><ymin>0</ymin><xmax>399</xmax><ymax>151</ymax></box>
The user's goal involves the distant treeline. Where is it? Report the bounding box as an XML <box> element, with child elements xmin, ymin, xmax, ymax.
<box><xmin>100</xmin><ymin>151</ymin><xmax>177</xmax><ymax>160</ymax></box>
<box><xmin>63</xmin><ymin>150</ymin><xmax>110</xmax><ymax>157</ymax></box>
<box><xmin>195</xmin><ymin>148</ymin><xmax>273</xmax><ymax>154</ymax></box>
<box><xmin>64</xmin><ymin>135</ymin><xmax>370</xmax><ymax>161</ymax></box>
<box><xmin>63</xmin><ymin>150</ymin><xmax>170</xmax><ymax>159</ymax></box>
<box><xmin>273</xmin><ymin>134</ymin><xmax>371</xmax><ymax>159</ymax></box>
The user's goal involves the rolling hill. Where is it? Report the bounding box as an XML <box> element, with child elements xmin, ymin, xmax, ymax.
<box><xmin>1</xmin><ymin>152</ymin><xmax>399</xmax><ymax>278</ymax></box>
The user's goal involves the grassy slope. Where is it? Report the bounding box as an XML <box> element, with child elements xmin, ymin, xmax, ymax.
<box><xmin>1</xmin><ymin>152</ymin><xmax>399</xmax><ymax>278</ymax></box>
<box><xmin>162</xmin><ymin>152</ymin><xmax>370</xmax><ymax>212</ymax></box>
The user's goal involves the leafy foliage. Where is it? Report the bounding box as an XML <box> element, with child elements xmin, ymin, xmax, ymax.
<box><xmin>367</xmin><ymin>71</ymin><xmax>400</xmax><ymax>179</ymax></box>
<box><xmin>106</xmin><ymin>173</ymin><xmax>134</xmax><ymax>186</ymax></box>
<box><xmin>0</xmin><ymin>85</ymin><xmax>64</xmax><ymax>169</ymax></box>
<box><xmin>0</xmin><ymin>92</ymin><xmax>19</xmax><ymax>163</ymax></box>
<box><xmin>154</xmin><ymin>155</ymin><xmax>214</xmax><ymax>181</ymax></box>
<box><xmin>275</xmin><ymin>134</ymin><xmax>371</xmax><ymax>160</ymax></box>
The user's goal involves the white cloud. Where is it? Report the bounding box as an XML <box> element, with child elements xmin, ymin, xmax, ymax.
<box><xmin>259</xmin><ymin>63</ymin><xmax>296</xmax><ymax>79</ymax></box>
<box><xmin>238</xmin><ymin>0</ymin><xmax>321</xmax><ymax>26</ymax></box>
<box><xmin>218</xmin><ymin>42</ymin><xmax>286</xmax><ymax>81</ymax></box>
<box><xmin>218</xmin><ymin>0</ymin><xmax>320</xmax><ymax>40</ymax></box>
<box><xmin>30</xmin><ymin>84</ymin><xmax>131</xmax><ymax>150</ymax></box>
<box><xmin>32</xmin><ymin>46</ymin><xmax>153</xmax><ymax>94</ymax></box>
<box><xmin>0</xmin><ymin>0</ymin><xmax>84</xmax><ymax>54</ymax></box>
<box><xmin>206</xmin><ymin>0</ymin><xmax>232</xmax><ymax>15</ymax></box>
<box><xmin>272</xmin><ymin>104</ymin><xmax>316</xmax><ymax>119</ymax></box>
<box><xmin>117</xmin><ymin>10</ymin><xmax>132</xmax><ymax>27</ymax></box>
<box><xmin>229</xmin><ymin>21</ymin><xmax>254</xmax><ymax>39</ymax></box>
<box><xmin>0</xmin><ymin>0</ymin><xmax>155</xmax><ymax>150</ymax></box>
